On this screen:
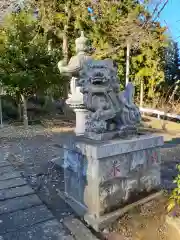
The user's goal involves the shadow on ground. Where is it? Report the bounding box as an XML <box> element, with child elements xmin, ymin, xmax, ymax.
<box><xmin>161</xmin><ymin>158</ymin><xmax>180</xmax><ymax>191</ymax></box>
<box><xmin>162</xmin><ymin>137</ymin><xmax>180</xmax><ymax>149</ymax></box>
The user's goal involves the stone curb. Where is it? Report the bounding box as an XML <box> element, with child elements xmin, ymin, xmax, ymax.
<box><xmin>57</xmin><ymin>189</ymin><xmax>99</xmax><ymax>239</ymax></box>
<box><xmin>64</xmin><ymin>217</ymin><xmax>99</xmax><ymax>240</ymax></box>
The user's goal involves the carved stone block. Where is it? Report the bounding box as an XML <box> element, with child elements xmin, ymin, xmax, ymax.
<box><xmin>124</xmin><ymin>179</ymin><xmax>139</xmax><ymax>200</ymax></box>
<box><xmin>62</xmin><ymin>134</ymin><xmax>163</xmax><ymax>230</ymax></box>
<box><xmin>99</xmin><ymin>155</ymin><xmax>131</xmax><ymax>182</ymax></box>
<box><xmin>99</xmin><ymin>179</ymin><xmax>124</xmax><ymax>214</ymax></box>
<box><xmin>140</xmin><ymin>167</ymin><xmax>161</xmax><ymax>192</ymax></box>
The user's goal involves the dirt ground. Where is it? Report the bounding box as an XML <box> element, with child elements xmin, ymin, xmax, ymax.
<box><xmin>142</xmin><ymin>116</ymin><xmax>180</xmax><ymax>131</ymax></box>
<box><xmin>109</xmin><ymin>195</ymin><xmax>169</xmax><ymax>240</ymax></box>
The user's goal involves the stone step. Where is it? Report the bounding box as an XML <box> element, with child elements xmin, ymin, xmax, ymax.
<box><xmin>0</xmin><ymin>194</ymin><xmax>42</xmax><ymax>215</ymax></box>
<box><xmin>2</xmin><ymin>219</ymin><xmax>74</xmax><ymax>240</ymax></box>
<box><xmin>0</xmin><ymin>178</ymin><xmax>26</xmax><ymax>191</ymax></box>
<box><xmin>0</xmin><ymin>171</ymin><xmax>21</xmax><ymax>181</ymax></box>
<box><xmin>0</xmin><ymin>205</ymin><xmax>54</xmax><ymax>234</ymax></box>
<box><xmin>64</xmin><ymin>217</ymin><xmax>99</xmax><ymax>240</ymax></box>
<box><xmin>0</xmin><ymin>185</ymin><xmax>34</xmax><ymax>201</ymax></box>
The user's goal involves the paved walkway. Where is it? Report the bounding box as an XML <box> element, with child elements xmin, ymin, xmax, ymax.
<box><xmin>0</xmin><ymin>159</ymin><xmax>74</xmax><ymax>240</ymax></box>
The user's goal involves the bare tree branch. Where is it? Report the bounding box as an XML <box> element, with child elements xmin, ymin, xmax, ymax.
<box><xmin>153</xmin><ymin>0</ymin><xmax>169</xmax><ymax>22</ymax></box>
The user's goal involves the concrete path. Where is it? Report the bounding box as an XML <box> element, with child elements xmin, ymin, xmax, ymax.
<box><xmin>0</xmin><ymin>159</ymin><xmax>74</xmax><ymax>240</ymax></box>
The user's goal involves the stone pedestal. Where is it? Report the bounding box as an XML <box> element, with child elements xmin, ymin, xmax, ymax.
<box><xmin>62</xmin><ymin>134</ymin><xmax>163</xmax><ymax>230</ymax></box>
<box><xmin>66</xmin><ymin>93</ymin><xmax>88</xmax><ymax>136</ymax></box>
<box><xmin>74</xmin><ymin>108</ymin><xmax>88</xmax><ymax>136</ymax></box>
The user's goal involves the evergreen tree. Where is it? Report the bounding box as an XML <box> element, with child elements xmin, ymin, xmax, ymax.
<box><xmin>131</xmin><ymin>21</ymin><xmax>167</xmax><ymax>105</ymax></box>
<box><xmin>31</xmin><ymin>0</ymin><xmax>164</xmax><ymax>80</ymax></box>
<box><xmin>164</xmin><ymin>39</ymin><xmax>180</xmax><ymax>85</ymax></box>
<box><xmin>0</xmin><ymin>10</ymin><xmax>63</xmax><ymax>127</ymax></box>
<box><xmin>0</xmin><ymin>0</ymin><xmax>170</xmax><ymax>108</ymax></box>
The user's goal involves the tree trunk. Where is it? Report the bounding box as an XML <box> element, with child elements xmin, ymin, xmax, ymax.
<box><xmin>21</xmin><ymin>94</ymin><xmax>28</xmax><ymax>129</ymax></box>
<box><xmin>169</xmin><ymin>84</ymin><xmax>179</xmax><ymax>103</ymax></box>
<box><xmin>125</xmin><ymin>42</ymin><xmax>130</xmax><ymax>86</ymax></box>
<box><xmin>140</xmin><ymin>78</ymin><xmax>144</xmax><ymax>108</ymax></box>
<box><xmin>63</xmin><ymin>25</ymin><xmax>68</xmax><ymax>65</ymax></box>
<box><xmin>47</xmin><ymin>39</ymin><xmax>52</xmax><ymax>54</ymax></box>
<box><xmin>18</xmin><ymin>103</ymin><xmax>22</xmax><ymax>121</ymax></box>
<box><xmin>63</xmin><ymin>25</ymin><xmax>69</xmax><ymax>99</ymax></box>
<box><xmin>63</xmin><ymin>2</ymin><xmax>71</xmax><ymax>99</ymax></box>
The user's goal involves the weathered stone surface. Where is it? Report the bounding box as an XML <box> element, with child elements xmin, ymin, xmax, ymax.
<box><xmin>63</xmin><ymin>144</ymin><xmax>88</xmax><ymax>207</ymax></box>
<box><xmin>2</xmin><ymin>219</ymin><xmax>74</xmax><ymax>240</ymax></box>
<box><xmin>0</xmin><ymin>194</ymin><xmax>42</xmax><ymax>215</ymax></box>
<box><xmin>85</xmin><ymin>131</ymin><xmax>119</xmax><ymax>141</ymax></box>
<box><xmin>98</xmin><ymin>146</ymin><xmax>161</xmax><ymax>214</ymax></box>
<box><xmin>0</xmin><ymin>161</ymin><xmax>10</xmax><ymax>168</ymax></box>
<box><xmin>99</xmin><ymin>179</ymin><xmax>124</xmax><ymax>214</ymax></box>
<box><xmin>99</xmin><ymin>155</ymin><xmax>130</xmax><ymax>182</ymax></box>
<box><xmin>130</xmin><ymin>150</ymin><xmax>147</xmax><ymax>172</ymax></box>
<box><xmin>0</xmin><ymin>185</ymin><xmax>34</xmax><ymax>200</ymax></box>
<box><xmin>0</xmin><ymin>171</ymin><xmax>21</xmax><ymax>181</ymax></box>
<box><xmin>140</xmin><ymin>167</ymin><xmax>161</xmax><ymax>192</ymax></box>
<box><xmin>0</xmin><ymin>178</ymin><xmax>26</xmax><ymax>190</ymax></box>
<box><xmin>123</xmin><ymin>178</ymin><xmax>139</xmax><ymax>201</ymax></box>
<box><xmin>0</xmin><ymin>205</ymin><xmax>54</xmax><ymax>234</ymax></box>
<box><xmin>95</xmin><ymin>135</ymin><xmax>163</xmax><ymax>159</ymax></box>
<box><xmin>99</xmin><ymin>146</ymin><xmax>157</xmax><ymax>183</ymax></box>
<box><xmin>146</xmin><ymin>147</ymin><xmax>161</xmax><ymax>167</ymax></box>
<box><xmin>99</xmin><ymin>178</ymin><xmax>141</xmax><ymax>215</ymax></box>
<box><xmin>0</xmin><ymin>166</ymin><xmax>15</xmax><ymax>175</ymax></box>
<box><xmin>63</xmin><ymin>134</ymin><xmax>163</xmax><ymax>229</ymax></box>
<box><xmin>75</xmin><ymin>134</ymin><xmax>163</xmax><ymax>159</ymax></box>
<box><xmin>65</xmin><ymin>168</ymin><xmax>87</xmax><ymax>206</ymax></box>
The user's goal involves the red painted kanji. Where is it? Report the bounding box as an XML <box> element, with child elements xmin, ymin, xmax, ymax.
<box><xmin>146</xmin><ymin>151</ymin><xmax>158</xmax><ymax>164</ymax></box>
<box><xmin>108</xmin><ymin>160</ymin><xmax>121</xmax><ymax>177</ymax></box>
<box><xmin>151</xmin><ymin>151</ymin><xmax>158</xmax><ymax>163</ymax></box>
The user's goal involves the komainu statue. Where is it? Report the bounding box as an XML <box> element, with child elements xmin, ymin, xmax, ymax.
<box><xmin>78</xmin><ymin>59</ymin><xmax>141</xmax><ymax>138</ymax></box>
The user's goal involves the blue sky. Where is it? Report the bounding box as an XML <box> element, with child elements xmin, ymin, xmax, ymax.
<box><xmin>158</xmin><ymin>0</ymin><xmax>180</xmax><ymax>46</ymax></box>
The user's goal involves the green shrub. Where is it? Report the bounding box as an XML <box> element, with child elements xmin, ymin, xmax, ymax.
<box><xmin>167</xmin><ymin>164</ymin><xmax>180</xmax><ymax>213</ymax></box>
